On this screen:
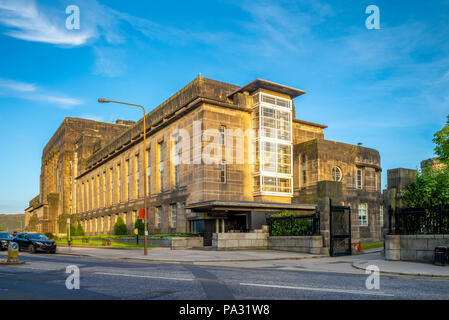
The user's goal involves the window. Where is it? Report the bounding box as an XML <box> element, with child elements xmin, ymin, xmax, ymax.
<box><xmin>125</xmin><ymin>159</ymin><xmax>130</xmax><ymax>201</ymax></box>
<box><xmin>332</xmin><ymin>167</ymin><xmax>342</xmax><ymax>182</ymax></box>
<box><xmin>358</xmin><ymin>203</ymin><xmax>368</xmax><ymax>226</ymax></box>
<box><xmin>220</xmin><ymin>161</ymin><xmax>227</xmax><ymax>183</ymax></box>
<box><xmin>253</xmin><ymin>92</ymin><xmax>293</xmax><ymax>195</ymax></box>
<box><xmin>147</xmin><ymin>149</ymin><xmax>151</xmax><ymax>195</ymax></box>
<box><xmin>102</xmin><ymin>171</ymin><xmax>106</xmax><ymax>207</ymax></box>
<box><xmin>109</xmin><ymin>168</ymin><xmax>113</xmax><ymax>205</ymax></box>
<box><xmin>96</xmin><ymin>174</ymin><xmax>100</xmax><ymax>207</ymax></box>
<box><xmin>174</xmin><ymin>135</ymin><xmax>180</xmax><ymax>187</ymax></box>
<box><xmin>116</xmin><ymin>164</ymin><xmax>121</xmax><ymax>202</ymax></box>
<box><xmin>159</xmin><ymin>142</ymin><xmax>164</xmax><ymax>192</ymax></box>
<box><xmin>300</xmin><ymin>154</ymin><xmax>307</xmax><ymax>188</ymax></box>
<box><xmin>135</xmin><ymin>154</ymin><xmax>140</xmax><ymax>198</ymax></box>
<box><xmin>170</xmin><ymin>204</ymin><xmax>177</xmax><ymax>228</ymax></box>
<box><xmin>380</xmin><ymin>206</ymin><xmax>384</xmax><ymax>227</ymax></box>
<box><xmin>220</xmin><ymin>125</ymin><xmax>226</xmax><ymax>145</ymax></box>
<box><xmin>356</xmin><ymin>169</ymin><xmax>363</xmax><ymax>189</ymax></box>
<box><xmin>155</xmin><ymin>207</ymin><xmax>161</xmax><ymax>229</ymax></box>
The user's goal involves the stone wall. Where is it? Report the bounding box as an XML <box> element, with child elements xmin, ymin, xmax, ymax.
<box><xmin>88</xmin><ymin>236</ymin><xmax>203</xmax><ymax>250</ymax></box>
<box><xmin>212</xmin><ymin>232</ymin><xmax>324</xmax><ymax>254</ymax></box>
<box><xmin>385</xmin><ymin>234</ymin><xmax>449</xmax><ymax>262</ymax></box>
<box><xmin>268</xmin><ymin>236</ymin><xmax>323</xmax><ymax>254</ymax></box>
<box><xmin>212</xmin><ymin>232</ymin><xmax>268</xmax><ymax>250</ymax></box>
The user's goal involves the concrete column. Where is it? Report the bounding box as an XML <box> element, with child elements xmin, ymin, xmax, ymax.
<box><xmin>221</xmin><ymin>219</ymin><xmax>225</xmax><ymax>233</ymax></box>
<box><xmin>216</xmin><ymin>219</ymin><xmax>219</xmax><ymax>233</ymax></box>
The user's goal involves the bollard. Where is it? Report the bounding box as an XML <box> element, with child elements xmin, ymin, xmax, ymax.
<box><xmin>7</xmin><ymin>242</ymin><xmax>19</xmax><ymax>263</ymax></box>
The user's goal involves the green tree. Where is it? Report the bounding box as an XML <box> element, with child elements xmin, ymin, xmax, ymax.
<box><xmin>134</xmin><ymin>219</ymin><xmax>147</xmax><ymax>235</ymax></box>
<box><xmin>69</xmin><ymin>224</ymin><xmax>76</xmax><ymax>237</ymax></box>
<box><xmin>433</xmin><ymin>115</ymin><xmax>449</xmax><ymax>165</ymax></box>
<box><xmin>75</xmin><ymin>223</ymin><xmax>85</xmax><ymax>236</ymax></box>
<box><xmin>403</xmin><ymin>165</ymin><xmax>449</xmax><ymax>207</ymax></box>
<box><xmin>114</xmin><ymin>217</ymin><xmax>128</xmax><ymax>235</ymax></box>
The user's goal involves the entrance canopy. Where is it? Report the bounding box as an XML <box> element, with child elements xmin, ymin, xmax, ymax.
<box><xmin>186</xmin><ymin>200</ymin><xmax>316</xmax><ymax>214</ymax></box>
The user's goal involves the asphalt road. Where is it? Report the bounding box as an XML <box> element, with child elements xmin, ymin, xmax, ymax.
<box><xmin>1</xmin><ymin>252</ymin><xmax>449</xmax><ymax>300</ymax></box>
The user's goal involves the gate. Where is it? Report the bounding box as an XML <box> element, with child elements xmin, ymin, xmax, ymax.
<box><xmin>329</xmin><ymin>200</ymin><xmax>352</xmax><ymax>256</ymax></box>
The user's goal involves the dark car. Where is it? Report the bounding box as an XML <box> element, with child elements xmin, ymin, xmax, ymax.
<box><xmin>13</xmin><ymin>233</ymin><xmax>56</xmax><ymax>253</ymax></box>
<box><xmin>0</xmin><ymin>232</ymin><xmax>13</xmax><ymax>250</ymax></box>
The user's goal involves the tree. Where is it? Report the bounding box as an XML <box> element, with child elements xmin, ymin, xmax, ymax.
<box><xmin>114</xmin><ymin>217</ymin><xmax>128</xmax><ymax>235</ymax></box>
<box><xmin>135</xmin><ymin>219</ymin><xmax>146</xmax><ymax>235</ymax></box>
<box><xmin>75</xmin><ymin>223</ymin><xmax>85</xmax><ymax>236</ymax></box>
<box><xmin>403</xmin><ymin>165</ymin><xmax>449</xmax><ymax>207</ymax></box>
<box><xmin>433</xmin><ymin>115</ymin><xmax>449</xmax><ymax>165</ymax></box>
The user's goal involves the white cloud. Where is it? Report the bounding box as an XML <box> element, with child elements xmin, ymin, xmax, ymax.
<box><xmin>0</xmin><ymin>0</ymin><xmax>95</xmax><ymax>46</ymax></box>
<box><xmin>0</xmin><ymin>77</ymin><xmax>82</xmax><ymax>108</ymax></box>
<box><xmin>0</xmin><ymin>78</ymin><xmax>36</xmax><ymax>92</ymax></box>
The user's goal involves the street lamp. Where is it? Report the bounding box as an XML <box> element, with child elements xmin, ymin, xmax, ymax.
<box><xmin>98</xmin><ymin>98</ymin><xmax>149</xmax><ymax>255</ymax></box>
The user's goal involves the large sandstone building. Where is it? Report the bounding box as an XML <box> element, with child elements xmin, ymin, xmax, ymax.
<box><xmin>25</xmin><ymin>76</ymin><xmax>383</xmax><ymax>245</ymax></box>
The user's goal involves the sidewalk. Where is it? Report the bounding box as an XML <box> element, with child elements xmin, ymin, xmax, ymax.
<box><xmin>56</xmin><ymin>247</ymin><xmax>449</xmax><ymax>277</ymax></box>
<box><xmin>57</xmin><ymin>246</ymin><xmax>323</xmax><ymax>263</ymax></box>
<box><xmin>352</xmin><ymin>258</ymin><xmax>449</xmax><ymax>277</ymax></box>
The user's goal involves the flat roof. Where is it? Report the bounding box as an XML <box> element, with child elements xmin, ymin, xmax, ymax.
<box><xmin>187</xmin><ymin>200</ymin><xmax>316</xmax><ymax>211</ymax></box>
<box><xmin>228</xmin><ymin>79</ymin><xmax>306</xmax><ymax>99</ymax></box>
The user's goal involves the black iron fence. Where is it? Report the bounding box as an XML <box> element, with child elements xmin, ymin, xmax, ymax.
<box><xmin>389</xmin><ymin>205</ymin><xmax>449</xmax><ymax>235</ymax></box>
<box><xmin>267</xmin><ymin>213</ymin><xmax>320</xmax><ymax>236</ymax></box>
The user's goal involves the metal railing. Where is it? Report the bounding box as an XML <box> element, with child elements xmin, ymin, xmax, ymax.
<box><xmin>267</xmin><ymin>213</ymin><xmax>320</xmax><ymax>236</ymax></box>
<box><xmin>389</xmin><ymin>205</ymin><xmax>449</xmax><ymax>235</ymax></box>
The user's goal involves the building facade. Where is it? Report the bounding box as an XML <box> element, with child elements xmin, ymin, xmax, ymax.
<box><xmin>26</xmin><ymin>76</ymin><xmax>383</xmax><ymax>245</ymax></box>
<box><xmin>25</xmin><ymin>118</ymin><xmax>134</xmax><ymax>234</ymax></box>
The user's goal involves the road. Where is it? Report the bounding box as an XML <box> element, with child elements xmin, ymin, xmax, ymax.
<box><xmin>1</xmin><ymin>252</ymin><xmax>449</xmax><ymax>300</ymax></box>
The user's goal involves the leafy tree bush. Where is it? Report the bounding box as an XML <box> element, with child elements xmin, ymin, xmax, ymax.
<box><xmin>135</xmin><ymin>219</ymin><xmax>146</xmax><ymax>235</ymax></box>
<box><xmin>268</xmin><ymin>210</ymin><xmax>315</xmax><ymax>236</ymax></box>
<box><xmin>114</xmin><ymin>217</ymin><xmax>128</xmax><ymax>235</ymax></box>
<box><xmin>433</xmin><ymin>115</ymin><xmax>449</xmax><ymax>165</ymax></box>
<box><xmin>75</xmin><ymin>223</ymin><xmax>85</xmax><ymax>236</ymax></box>
<box><xmin>403</xmin><ymin>165</ymin><xmax>449</xmax><ymax>207</ymax></box>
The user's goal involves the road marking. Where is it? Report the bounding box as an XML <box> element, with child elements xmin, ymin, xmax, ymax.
<box><xmin>239</xmin><ymin>282</ymin><xmax>394</xmax><ymax>297</ymax></box>
<box><xmin>94</xmin><ymin>272</ymin><xmax>194</xmax><ymax>282</ymax></box>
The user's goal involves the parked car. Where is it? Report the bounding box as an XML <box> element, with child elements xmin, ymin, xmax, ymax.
<box><xmin>0</xmin><ymin>232</ymin><xmax>13</xmax><ymax>250</ymax></box>
<box><xmin>13</xmin><ymin>233</ymin><xmax>56</xmax><ymax>253</ymax></box>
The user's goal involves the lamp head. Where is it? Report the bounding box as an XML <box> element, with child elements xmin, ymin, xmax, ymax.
<box><xmin>98</xmin><ymin>98</ymin><xmax>110</xmax><ymax>103</ymax></box>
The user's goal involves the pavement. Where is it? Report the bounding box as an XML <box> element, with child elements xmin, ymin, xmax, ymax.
<box><xmin>353</xmin><ymin>258</ymin><xmax>449</xmax><ymax>277</ymax></box>
<box><xmin>55</xmin><ymin>246</ymin><xmax>449</xmax><ymax>277</ymax></box>
<box><xmin>2</xmin><ymin>252</ymin><xmax>449</xmax><ymax>300</ymax></box>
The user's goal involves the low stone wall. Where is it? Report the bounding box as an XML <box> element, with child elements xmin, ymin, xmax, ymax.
<box><xmin>171</xmin><ymin>237</ymin><xmax>204</xmax><ymax>250</ymax></box>
<box><xmin>385</xmin><ymin>234</ymin><xmax>449</xmax><ymax>262</ymax></box>
<box><xmin>268</xmin><ymin>236</ymin><xmax>323</xmax><ymax>254</ymax></box>
<box><xmin>84</xmin><ymin>236</ymin><xmax>203</xmax><ymax>250</ymax></box>
<box><xmin>212</xmin><ymin>232</ymin><xmax>268</xmax><ymax>250</ymax></box>
<box><xmin>212</xmin><ymin>232</ymin><xmax>324</xmax><ymax>254</ymax></box>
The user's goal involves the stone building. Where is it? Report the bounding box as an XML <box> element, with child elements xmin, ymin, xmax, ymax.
<box><xmin>24</xmin><ymin>118</ymin><xmax>134</xmax><ymax>234</ymax></box>
<box><xmin>293</xmin><ymin>140</ymin><xmax>383</xmax><ymax>242</ymax></box>
<box><xmin>25</xmin><ymin>76</ymin><xmax>383</xmax><ymax>246</ymax></box>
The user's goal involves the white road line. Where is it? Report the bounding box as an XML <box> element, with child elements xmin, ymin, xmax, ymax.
<box><xmin>94</xmin><ymin>272</ymin><xmax>194</xmax><ymax>282</ymax></box>
<box><xmin>239</xmin><ymin>283</ymin><xmax>394</xmax><ymax>297</ymax></box>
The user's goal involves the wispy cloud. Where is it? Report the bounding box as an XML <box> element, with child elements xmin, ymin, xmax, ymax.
<box><xmin>0</xmin><ymin>78</ymin><xmax>36</xmax><ymax>92</ymax></box>
<box><xmin>0</xmin><ymin>77</ymin><xmax>82</xmax><ymax>108</ymax></box>
<box><xmin>0</xmin><ymin>0</ymin><xmax>95</xmax><ymax>46</ymax></box>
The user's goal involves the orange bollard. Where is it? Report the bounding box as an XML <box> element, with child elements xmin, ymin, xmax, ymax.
<box><xmin>358</xmin><ymin>241</ymin><xmax>363</xmax><ymax>252</ymax></box>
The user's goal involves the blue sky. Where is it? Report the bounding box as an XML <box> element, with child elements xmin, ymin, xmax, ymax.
<box><xmin>0</xmin><ymin>0</ymin><xmax>448</xmax><ymax>213</ymax></box>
